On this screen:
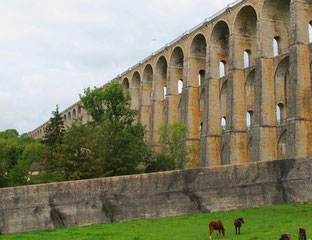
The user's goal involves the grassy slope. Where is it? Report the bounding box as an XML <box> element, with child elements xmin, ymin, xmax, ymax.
<box><xmin>1</xmin><ymin>202</ymin><xmax>312</xmax><ymax>240</ymax></box>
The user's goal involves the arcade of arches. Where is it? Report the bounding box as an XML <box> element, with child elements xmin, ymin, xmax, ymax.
<box><xmin>29</xmin><ymin>0</ymin><xmax>312</xmax><ymax>168</ymax></box>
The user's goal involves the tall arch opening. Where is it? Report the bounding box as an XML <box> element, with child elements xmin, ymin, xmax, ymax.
<box><xmin>262</xmin><ymin>0</ymin><xmax>290</xmax><ymax>56</ymax></box>
<box><xmin>210</xmin><ymin>21</ymin><xmax>230</xmax><ymax>79</ymax></box>
<box><xmin>220</xmin><ymin>80</ymin><xmax>228</xmax><ymax>131</ymax></box>
<box><xmin>131</xmin><ymin>72</ymin><xmax>141</xmax><ymax>110</ymax></box>
<box><xmin>234</xmin><ymin>6</ymin><xmax>257</xmax><ymax>68</ymax></box>
<box><xmin>245</xmin><ymin>70</ymin><xmax>255</xmax><ymax>127</ymax></box>
<box><xmin>169</xmin><ymin>47</ymin><xmax>184</xmax><ymax>123</ymax></box>
<box><xmin>169</xmin><ymin>47</ymin><xmax>184</xmax><ymax>94</ymax></box>
<box><xmin>122</xmin><ymin>78</ymin><xmax>130</xmax><ymax>94</ymax></box>
<box><xmin>275</xmin><ymin>57</ymin><xmax>289</xmax><ymax>124</ymax></box>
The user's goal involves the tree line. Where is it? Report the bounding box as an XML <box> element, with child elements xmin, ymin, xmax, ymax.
<box><xmin>0</xmin><ymin>83</ymin><xmax>195</xmax><ymax>188</ymax></box>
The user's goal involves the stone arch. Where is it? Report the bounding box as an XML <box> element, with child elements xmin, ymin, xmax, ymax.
<box><xmin>275</xmin><ymin>56</ymin><xmax>289</xmax><ymax>122</ymax></box>
<box><xmin>155</xmin><ymin>56</ymin><xmax>168</xmax><ymax>100</ymax></box>
<box><xmin>169</xmin><ymin>47</ymin><xmax>184</xmax><ymax>95</ymax></box>
<box><xmin>170</xmin><ymin>46</ymin><xmax>184</xmax><ymax>68</ymax></box>
<box><xmin>234</xmin><ymin>5</ymin><xmax>257</xmax><ymax>36</ymax></box>
<box><xmin>245</xmin><ymin>69</ymin><xmax>255</xmax><ymax>114</ymax></box>
<box><xmin>262</xmin><ymin>0</ymin><xmax>290</xmax><ymax>56</ymax></box>
<box><xmin>131</xmin><ymin>71</ymin><xmax>141</xmax><ymax>109</ymax></box>
<box><xmin>210</xmin><ymin>21</ymin><xmax>230</xmax><ymax>79</ymax></box>
<box><xmin>143</xmin><ymin>64</ymin><xmax>153</xmax><ymax>99</ymax></box>
<box><xmin>234</xmin><ymin>5</ymin><xmax>258</xmax><ymax>68</ymax></box>
<box><xmin>190</xmin><ymin>33</ymin><xmax>207</xmax><ymax>58</ymax></box>
<box><xmin>190</xmin><ymin>34</ymin><xmax>207</xmax><ymax>87</ymax></box>
<box><xmin>277</xmin><ymin>130</ymin><xmax>287</xmax><ymax>159</ymax></box>
<box><xmin>68</xmin><ymin>111</ymin><xmax>71</xmax><ymax>121</ymax></box>
<box><xmin>122</xmin><ymin>78</ymin><xmax>130</xmax><ymax>93</ymax></box>
<box><xmin>73</xmin><ymin>109</ymin><xmax>76</xmax><ymax>118</ymax></box>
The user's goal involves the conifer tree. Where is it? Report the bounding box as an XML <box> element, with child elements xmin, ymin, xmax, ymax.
<box><xmin>42</xmin><ymin>105</ymin><xmax>65</xmax><ymax>146</ymax></box>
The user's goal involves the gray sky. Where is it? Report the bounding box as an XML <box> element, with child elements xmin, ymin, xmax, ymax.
<box><xmin>0</xmin><ymin>0</ymin><xmax>233</xmax><ymax>134</ymax></box>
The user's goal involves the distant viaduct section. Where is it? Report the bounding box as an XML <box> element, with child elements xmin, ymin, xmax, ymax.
<box><xmin>29</xmin><ymin>0</ymin><xmax>312</xmax><ymax>168</ymax></box>
<box><xmin>1</xmin><ymin>157</ymin><xmax>312</xmax><ymax>234</ymax></box>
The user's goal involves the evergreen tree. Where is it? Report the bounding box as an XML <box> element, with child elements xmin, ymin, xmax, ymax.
<box><xmin>42</xmin><ymin>105</ymin><xmax>65</xmax><ymax>146</ymax></box>
<box><xmin>39</xmin><ymin>105</ymin><xmax>65</xmax><ymax>182</ymax></box>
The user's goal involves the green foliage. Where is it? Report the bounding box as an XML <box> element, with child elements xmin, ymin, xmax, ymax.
<box><xmin>38</xmin><ymin>105</ymin><xmax>65</xmax><ymax>183</ymax></box>
<box><xmin>145</xmin><ymin>122</ymin><xmax>192</xmax><ymax>173</ymax></box>
<box><xmin>42</xmin><ymin>105</ymin><xmax>65</xmax><ymax>147</ymax></box>
<box><xmin>79</xmin><ymin>87</ymin><xmax>106</xmax><ymax>124</ymax></box>
<box><xmin>79</xmin><ymin>82</ymin><xmax>145</xmax><ymax>177</ymax></box>
<box><xmin>2</xmin><ymin>203</ymin><xmax>312</xmax><ymax>240</ymax></box>
<box><xmin>54</xmin><ymin>118</ymin><xmax>101</xmax><ymax>181</ymax></box>
<box><xmin>0</xmin><ymin>129</ymin><xmax>19</xmax><ymax>139</ymax></box>
<box><xmin>0</xmin><ymin>129</ymin><xmax>45</xmax><ymax>188</ymax></box>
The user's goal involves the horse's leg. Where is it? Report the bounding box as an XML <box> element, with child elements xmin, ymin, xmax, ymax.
<box><xmin>238</xmin><ymin>226</ymin><xmax>240</xmax><ymax>235</ymax></box>
<box><xmin>209</xmin><ymin>228</ymin><xmax>213</xmax><ymax>240</ymax></box>
<box><xmin>235</xmin><ymin>226</ymin><xmax>237</xmax><ymax>235</ymax></box>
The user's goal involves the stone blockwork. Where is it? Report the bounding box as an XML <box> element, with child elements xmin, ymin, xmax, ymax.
<box><xmin>1</xmin><ymin>157</ymin><xmax>312</xmax><ymax>235</ymax></box>
<box><xmin>28</xmin><ymin>0</ymin><xmax>312</xmax><ymax>167</ymax></box>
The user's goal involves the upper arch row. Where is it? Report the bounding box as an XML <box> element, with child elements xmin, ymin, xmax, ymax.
<box><xmin>115</xmin><ymin>0</ymin><xmax>300</xmax><ymax>88</ymax></box>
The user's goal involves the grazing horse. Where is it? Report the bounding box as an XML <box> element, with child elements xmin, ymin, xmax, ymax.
<box><xmin>234</xmin><ymin>217</ymin><xmax>244</xmax><ymax>235</ymax></box>
<box><xmin>209</xmin><ymin>220</ymin><xmax>225</xmax><ymax>239</ymax></box>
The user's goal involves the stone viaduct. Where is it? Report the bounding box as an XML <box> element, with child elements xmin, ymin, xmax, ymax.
<box><xmin>29</xmin><ymin>0</ymin><xmax>312</xmax><ymax>168</ymax></box>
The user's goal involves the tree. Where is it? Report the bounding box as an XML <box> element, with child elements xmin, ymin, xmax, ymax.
<box><xmin>42</xmin><ymin>105</ymin><xmax>65</xmax><ymax>147</ymax></box>
<box><xmin>54</xmin><ymin>118</ymin><xmax>101</xmax><ymax>181</ymax></box>
<box><xmin>0</xmin><ymin>129</ymin><xmax>45</xmax><ymax>188</ymax></box>
<box><xmin>79</xmin><ymin>87</ymin><xmax>107</xmax><ymax>124</ymax></box>
<box><xmin>39</xmin><ymin>105</ymin><xmax>65</xmax><ymax>182</ymax></box>
<box><xmin>0</xmin><ymin>129</ymin><xmax>19</xmax><ymax>139</ymax></box>
<box><xmin>80</xmin><ymin>82</ymin><xmax>146</xmax><ymax>177</ymax></box>
<box><xmin>145</xmin><ymin>122</ymin><xmax>192</xmax><ymax>172</ymax></box>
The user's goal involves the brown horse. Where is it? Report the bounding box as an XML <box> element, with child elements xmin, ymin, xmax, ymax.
<box><xmin>209</xmin><ymin>220</ymin><xmax>225</xmax><ymax>239</ymax></box>
<box><xmin>234</xmin><ymin>217</ymin><xmax>244</xmax><ymax>235</ymax></box>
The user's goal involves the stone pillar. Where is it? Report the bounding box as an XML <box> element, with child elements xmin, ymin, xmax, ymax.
<box><xmin>140</xmin><ymin>81</ymin><xmax>152</xmax><ymax>140</ymax></box>
<box><xmin>227</xmin><ymin>35</ymin><xmax>248</xmax><ymax>164</ymax></box>
<box><xmin>287</xmin><ymin>0</ymin><xmax>312</xmax><ymax>158</ymax></box>
<box><xmin>150</xmin><ymin>74</ymin><xmax>165</xmax><ymax>143</ymax></box>
<box><xmin>184</xmin><ymin>56</ymin><xmax>203</xmax><ymax>167</ymax></box>
<box><xmin>167</xmin><ymin>66</ymin><xmax>181</xmax><ymax>124</ymax></box>
<box><xmin>201</xmin><ymin>46</ymin><xmax>222</xmax><ymax>167</ymax></box>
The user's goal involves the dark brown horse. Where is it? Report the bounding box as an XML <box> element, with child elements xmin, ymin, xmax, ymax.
<box><xmin>209</xmin><ymin>220</ymin><xmax>225</xmax><ymax>239</ymax></box>
<box><xmin>234</xmin><ymin>217</ymin><xmax>244</xmax><ymax>235</ymax></box>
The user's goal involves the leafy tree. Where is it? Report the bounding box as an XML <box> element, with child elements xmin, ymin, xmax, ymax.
<box><xmin>54</xmin><ymin>118</ymin><xmax>101</xmax><ymax>181</ymax></box>
<box><xmin>0</xmin><ymin>129</ymin><xmax>19</xmax><ymax>139</ymax></box>
<box><xmin>0</xmin><ymin>129</ymin><xmax>45</xmax><ymax>188</ymax></box>
<box><xmin>79</xmin><ymin>87</ymin><xmax>106</xmax><ymax>124</ymax></box>
<box><xmin>80</xmin><ymin>82</ymin><xmax>146</xmax><ymax>177</ymax></box>
<box><xmin>145</xmin><ymin>122</ymin><xmax>192</xmax><ymax>172</ymax></box>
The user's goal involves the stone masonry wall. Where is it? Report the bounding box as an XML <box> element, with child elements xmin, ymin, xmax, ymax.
<box><xmin>1</xmin><ymin>157</ymin><xmax>312</xmax><ymax>235</ymax></box>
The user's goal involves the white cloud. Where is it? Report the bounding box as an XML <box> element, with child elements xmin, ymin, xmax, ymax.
<box><xmin>0</xmin><ymin>0</ymin><xmax>234</xmax><ymax>134</ymax></box>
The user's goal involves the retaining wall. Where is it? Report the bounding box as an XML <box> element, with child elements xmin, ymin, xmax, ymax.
<box><xmin>1</xmin><ymin>157</ymin><xmax>312</xmax><ymax>234</ymax></box>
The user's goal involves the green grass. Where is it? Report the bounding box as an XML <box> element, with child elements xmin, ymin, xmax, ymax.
<box><xmin>1</xmin><ymin>202</ymin><xmax>312</xmax><ymax>240</ymax></box>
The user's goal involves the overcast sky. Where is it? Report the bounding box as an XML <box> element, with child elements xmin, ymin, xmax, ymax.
<box><xmin>0</xmin><ymin>0</ymin><xmax>234</xmax><ymax>134</ymax></box>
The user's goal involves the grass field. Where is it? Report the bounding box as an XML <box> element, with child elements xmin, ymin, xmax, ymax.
<box><xmin>1</xmin><ymin>202</ymin><xmax>312</xmax><ymax>240</ymax></box>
